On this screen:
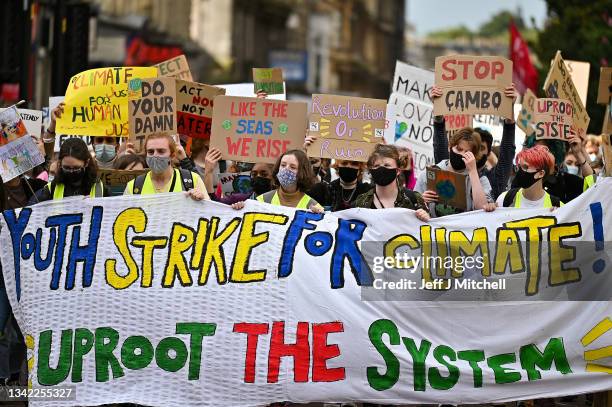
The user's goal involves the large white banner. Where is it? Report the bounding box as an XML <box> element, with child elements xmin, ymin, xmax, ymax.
<box><xmin>1</xmin><ymin>179</ymin><xmax>612</xmax><ymax>406</ymax></box>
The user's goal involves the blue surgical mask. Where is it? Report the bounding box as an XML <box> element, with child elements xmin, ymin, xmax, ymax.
<box><xmin>565</xmin><ymin>165</ymin><xmax>579</xmax><ymax>176</ymax></box>
<box><xmin>48</xmin><ymin>175</ymin><xmax>55</xmax><ymax>183</ymax></box>
<box><xmin>94</xmin><ymin>143</ymin><xmax>116</xmax><ymax>162</ymax></box>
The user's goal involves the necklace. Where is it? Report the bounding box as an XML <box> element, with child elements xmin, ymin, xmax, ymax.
<box><xmin>373</xmin><ymin>190</ymin><xmax>386</xmax><ymax>209</ymax></box>
<box><xmin>341</xmin><ymin>186</ymin><xmax>357</xmax><ymax>203</ymax></box>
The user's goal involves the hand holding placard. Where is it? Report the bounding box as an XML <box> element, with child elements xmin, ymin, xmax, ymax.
<box><xmin>210</xmin><ymin>96</ymin><xmax>307</xmax><ymax>164</ymax></box>
<box><xmin>433</xmin><ymin>55</ymin><xmax>513</xmax><ymax>119</ymax></box>
<box><xmin>533</xmin><ymin>98</ymin><xmax>573</xmax><ymax>140</ymax></box>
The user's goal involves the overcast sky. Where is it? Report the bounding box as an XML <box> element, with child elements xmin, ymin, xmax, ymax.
<box><xmin>407</xmin><ymin>0</ymin><xmax>548</xmax><ymax>36</ymax></box>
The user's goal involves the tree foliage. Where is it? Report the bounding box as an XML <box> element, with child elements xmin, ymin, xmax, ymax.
<box><xmin>533</xmin><ymin>0</ymin><xmax>612</xmax><ymax>134</ymax></box>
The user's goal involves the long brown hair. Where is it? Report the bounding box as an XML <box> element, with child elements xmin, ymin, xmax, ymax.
<box><xmin>55</xmin><ymin>137</ymin><xmax>99</xmax><ymax>194</ymax></box>
<box><xmin>272</xmin><ymin>149</ymin><xmax>315</xmax><ymax>192</ymax></box>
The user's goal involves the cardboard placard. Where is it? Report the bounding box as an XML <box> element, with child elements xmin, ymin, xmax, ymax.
<box><xmin>433</xmin><ymin>55</ymin><xmax>513</xmax><ymax>118</ymax></box>
<box><xmin>218</xmin><ymin>83</ymin><xmax>286</xmax><ymax>100</ymax></box>
<box><xmin>307</xmin><ymin>94</ymin><xmax>386</xmax><ymax>162</ymax></box>
<box><xmin>0</xmin><ymin>106</ymin><xmax>28</xmax><ymax>146</ymax></box>
<box><xmin>392</xmin><ymin>61</ymin><xmax>433</xmax><ymax>102</ymax></box>
<box><xmin>0</xmin><ymin>135</ymin><xmax>45</xmax><ymax>181</ymax></box>
<box><xmin>210</xmin><ymin>96</ymin><xmax>307</xmax><ymax>164</ymax></box>
<box><xmin>426</xmin><ymin>166</ymin><xmax>468</xmax><ymax>210</ymax></box>
<box><xmin>218</xmin><ymin>171</ymin><xmax>251</xmax><ymax>194</ymax></box>
<box><xmin>56</xmin><ymin>67</ymin><xmax>158</xmax><ymax>137</ymax></box>
<box><xmin>533</xmin><ymin>98</ymin><xmax>573</xmax><ymax>140</ymax></box>
<box><xmin>176</xmin><ymin>80</ymin><xmax>226</xmax><ymax>140</ymax></box>
<box><xmin>517</xmin><ymin>88</ymin><xmax>537</xmax><ymax>136</ymax></box>
<box><xmin>98</xmin><ymin>168</ymin><xmax>148</xmax><ymax>197</ymax></box>
<box><xmin>0</xmin><ymin>108</ymin><xmax>42</xmax><ymax>139</ymax></box>
<box><xmin>597</xmin><ymin>67</ymin><xmax>612</xmax><ymax>105</ymax></box>
<box><xmin>44</xmin><ymin>96</ymin><xmax>65</xmax><ymax>130</ymax></box>
<box><xmin>543</xmin><ymin>51</ymin><xmax>590</xmax><ymax>138</ymax></box>
<box><xmin>98</xmin><ymin>169</ymin><xmax>147</xmax><ymax>187</ymax></box>
<box><xmin>601</xmin><ymin>116</ymin><xmax>612</xmax><ymax>176</ymax></box>
<box><xmin>444</xmin><ymin>113</ymin><xmax>472</xmax><ymax>130</ymax></box>
<box><xmin>565</xmin><ymin>60</ymin><xmax>590</xmax><ymax>106</ymax></box>
<box><xmin>153</xmin><ymin>54</ymin><xmax>193</xmax><ymax>81</ymax></box>
<box><xmin>253</xmin><ymin>68</ymin><xmax>285</xmax><ymax>95</ymax></box>
<box><xmin>603</xmin><ymin>103</ymin><xmax>611</xmax><ymax>135</ymax></box>
<box><xmin>128</xmin><ymin>77</ymin><xmax>177</xmax><ymax>153</ymax></box>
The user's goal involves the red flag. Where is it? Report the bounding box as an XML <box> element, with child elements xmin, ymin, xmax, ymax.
<box><xmin>509</xmin><ymin>21</ymin><xmax>538</xmax><ymax>95</ymax></box>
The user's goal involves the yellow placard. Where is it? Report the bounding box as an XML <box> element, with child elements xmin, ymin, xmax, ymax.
<box><xmin>56</xmin><ymin>67</ymin><xmax>158</xmax><ymax>137</ymax></box>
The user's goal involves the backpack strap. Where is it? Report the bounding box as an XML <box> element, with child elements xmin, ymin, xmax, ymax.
<box><xmin>178</xmin><ymin>168</ymin><xmax>194</xmax><ymax>191</ymax></box>
<box><xmin>132</xmin><ymin>173</ymin><xmax>147</xmax><ymax>195</ymax></box>
<box><xmin>549</xmin><ymin>194</ymin><xmax>561</xmax><ymax>207</ymax></box>
<box><xmin>94</xmin><ymin>181</ymin><xmax>103</xmax><ymax>197</ymax></box>
<box><xmin>503</xmin><ymin>188</ymin><xmax>519</xmax><ymax>207</ymax></box>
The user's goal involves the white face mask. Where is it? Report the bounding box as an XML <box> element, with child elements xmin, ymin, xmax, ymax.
<box><xmin>48</xmin><ymin>175</ymin><xmax>55</xmax><ymax>183</ymax></box>
<box><xmin>589</xmin><ymin>153</ymin><xmax>598</xmax><ymax>162</ymax></box>
<box><xmin>565</xmin><ymin>165</ymin><xmax>579</xmax><ymax>176</ymax></box>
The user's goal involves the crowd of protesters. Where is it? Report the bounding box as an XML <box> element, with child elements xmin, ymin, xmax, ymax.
<box><xmin>0</xmin><ymin>79</ymin><xmax>608</xmax><ymax>407</ymax></box>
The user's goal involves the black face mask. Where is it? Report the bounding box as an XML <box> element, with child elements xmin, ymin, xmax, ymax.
<box><xmin>251</xmin><ymin>176</ymin><xmax>272</xmax><ymax>195</ymax></box>
<box><xmin>338</xmin><ymin>167</ymin><xmax>358</xmax><ymax>183</ymax></box>
<box><xmin>60</xmin><ymin>168</ymin><xmax>85</xmax><ymax>185</ymax></box>
<box><xmin>449</xmin><ymin>150</ymin><xmax>466</xmax><ymax>171</ymax></box>
<box><xmin>511</xmin><ymin>168</ymin><xmax>540</xmax><ymax>189</ymax></box>
<box><xmin>370</xmin><ymin>167</ymin><xmax>397</xmax><ymax>186</ymax></box>
<box><xmin>476</xmin><ymin>153</ymin><xmax>488</xmax><ymax>169</ymax></box>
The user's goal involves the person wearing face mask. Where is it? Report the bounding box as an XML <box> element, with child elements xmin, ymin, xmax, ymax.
<box><xmin>308</xmin><ymin>160</ymin><xmax>372</xmax><ymax>211</ymax></box>
<box><xmin>564</xmin><ymin>151</ymin><xmax>580</xmax><ymax>176</ymax></box>
<box><xmin>124</xmin><ymin>133</ymin><xmax>208</xmax><ymax>201</ymax></box>
<box><xmin>497</xmin><ymin>145</ymin><xmax>563</xmax><ymax>208</ymax></box>
<box><xmin>1</xmin><ymin>177</ymin><xmax>28</xmax><ymax>387</ymax></box>
<box><xmin>29</xmin><ymin>137</ymin><xmax>109</xmax><ymax>203</ymax></box>
<box><xmin>92</xmin><ymin>136</ymin><xmax>119</xmax><ymax>169</ymax></box>
<box><xmin>397</xmin><ymin>146</ymin><xmax>417</xmax><ymax>190</ymax></box>
<box><xmin>430</xmin><ymin>84</ymin><xmax>517</xmax><ymax>201</ymax></box>
<box><xmin>354</xmin><ymin>145</ymin><xmax>430</xmax><ymax>221</ymax></box>
<box><xmin>586</xmin><ymin>135</ymin><xmax>601</xmax><ymax>163</ymax></box>
<box><xmin>200</xmin><ymin>146</ymin><xmax>274</xmax><ymax>204</ymax></box>
<box><xmin>232</xmin><ymin>150</ymin><xmax>323</xmax><ymax>212</ymax></box>
<box><xmin>415</xmin><ymin>128</ymin><xmax>495</xmax><ymax>217</ymax></box>
<box><xmin>522</xmin><ymin>133</ymin><xmax>594</xmax><ymax>203</ymax></box>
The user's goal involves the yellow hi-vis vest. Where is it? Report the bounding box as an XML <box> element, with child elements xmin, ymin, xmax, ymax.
<box><xmin>512</xmin><ymin>188</ymin><xmax>563</xmax><ymax>208</ymax></box>
<box><xmin>47</xmin><ymin>181</ymin><xmax>103</xmax><ymax>200</ymax></box>
<box><xmin>128</xmin><ymin>169</ymin><xmax>195</xmax><ymax>195</ymax></box>
<box><xmin>257</xmin><ymin>190</ymin><xmax>313</xmax><ymax>209</ymax></box>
